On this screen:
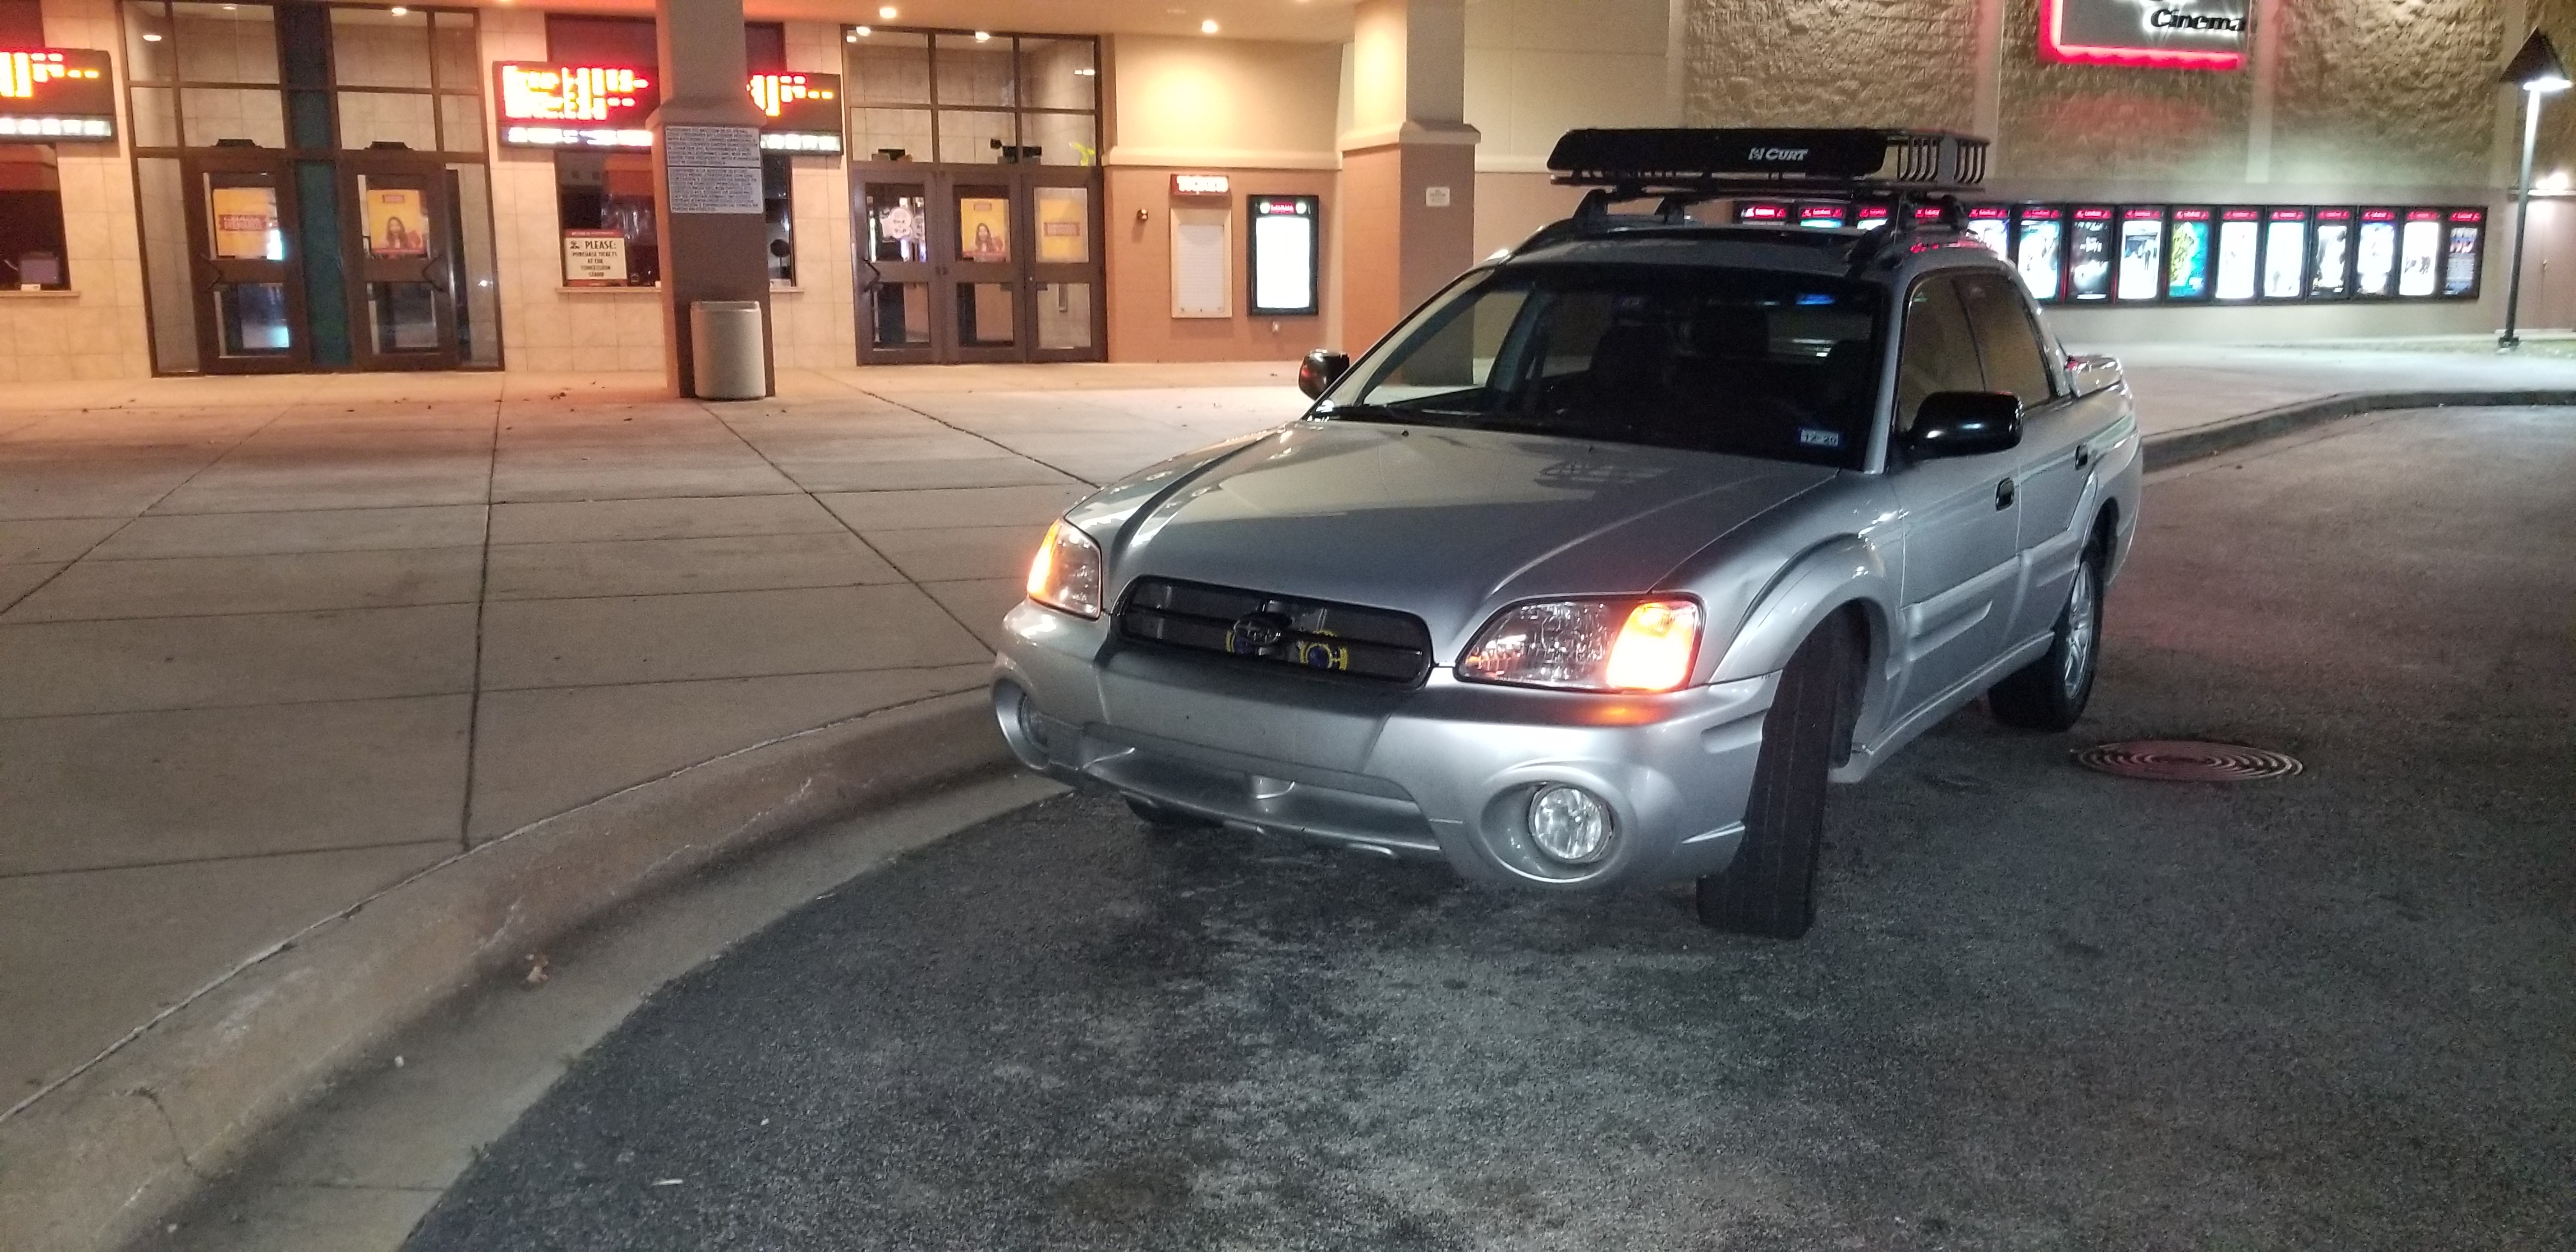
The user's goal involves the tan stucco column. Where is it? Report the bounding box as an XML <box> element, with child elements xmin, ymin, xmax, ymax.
<box><xmin>652</xmin><ymin>0</ymin><xmax>774</xmax><ymax>397</ymax></box>
<box><xmin>1338</xmin><ymin>0</ymin><xmax>1480</xmax><ymax>350</ymax></box>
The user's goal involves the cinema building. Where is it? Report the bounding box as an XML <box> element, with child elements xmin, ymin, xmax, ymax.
<box><xmin>0</xmin><ymin>0</ymin><xmax>2565</xmax><ymax>383</ymax></box>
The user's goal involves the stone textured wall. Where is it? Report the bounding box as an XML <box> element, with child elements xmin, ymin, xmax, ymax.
<box><xmin>1995</xmin><ymin>0</ymin><xmax>2253</xmax><ymax>181</ymax></box>
<box><xmin>2</xmin><ymin>0</ymin><xmax>151</xmax><ymax>383</ymax></box>
<box><xmin>2273</xmin><ymin>0</ymin><xmax>2504</xmax><ymax>187</ymax></box>
<box><xmin>1683</xmin><ymin>0</ymin><xmax>1981</xmax><ymax>132</ymax></box>
<box><xmin>1678</xmin><ymin>0</ymin><xmax>2514</xmax><ymax>192</ymax></box>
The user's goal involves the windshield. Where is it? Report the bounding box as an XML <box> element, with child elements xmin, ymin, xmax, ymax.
<box><xmin>1318</xmin><ymin>263</ymin><xmax>1886</xmax><ymax>468</ymax></box>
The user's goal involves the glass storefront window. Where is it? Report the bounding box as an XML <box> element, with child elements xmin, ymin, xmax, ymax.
<box><xmin>172</xmin><ymin>2</ymin><xmax>279</xmax><ymax>85</ymax></box>
<box><xmin>328</xmin><ymin>7</ymin><xmax>431</xmax><ymax>90</ymax></box>
<box><xmin>845</xmin><ymin>29</ymin><xmax>931</xmax><ymax>104</ymax></box>
<box><xmin>438</xmin><ymin>95</ymin><xmax>481</xmax><ymax>155</ymax></box>
<box><xmin>850</xmin><ymin>107</ymin><xmax>932</xmax><ymax>163</ymax></box>
<box><xmin>933</xmin><ymin>33</ymin><xmax>1015</xmax><ymax>108</ymax></box>
<box><xmin>337</xmin><ymin>91</ymin><xmax>436</xmax><ymax>151</ymax></box>
<box><xmin>1017</xmin><ymin>37</ymin><xmax>1094</xmax><ymax>112</ymax></box>
<box><xmin>555</xmin><ymin>150</ymin><xmax>658</xmax><ymax>286</ymax></box>
<box><xmin>123</xmin><ymin>1</ymin><xmax>176</xmax><ymax>80</ymax></box>
<box><xmin>180</xmin><ymin>86</ymin><xmax>286</xmax><ymax>148</ymax></box>
<box><xmin>937</xmin><ymin>109</ymin><xmax>1012</xmax><ymax>164</ymax></box>
<box><xmin>1020</xmin><ymin>112</ymin><xmax>1094</xmax><ymax>167</ymax></box>
<box><xmin>0</xmin><ymin>144</ymin><xmax>71</xmax><ymax>291</ymax></box>
<box><xmin>431</xmin><ymin>11</ymin><xmax>477</xmax><ymax>90</ymax></box>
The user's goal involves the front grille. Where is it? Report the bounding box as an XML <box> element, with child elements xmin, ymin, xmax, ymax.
<box><xmin>1118</xmin><ymin>577</ymin><xmax>1434</xmax><ymax>684</ymax></box>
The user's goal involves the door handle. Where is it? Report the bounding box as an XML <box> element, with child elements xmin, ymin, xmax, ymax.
<box><xmin>1995</xmin><ymin>478</ymin><xmax>2017</xmax><ymax>509</ymax></box>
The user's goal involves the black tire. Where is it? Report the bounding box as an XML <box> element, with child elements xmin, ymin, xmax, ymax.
<box><xmin>1989</xmin><ymin>542</ymin><xmax>2103</xmax><ymax>732</ymax></box>
<box><xmin>1696</xmin><ymin>615</ymin><xmax>1857</xmax><ymax>938</ymax></box>
<box><xmin>1126</xmin><ymin>796</ymin><xmax>1218</xmax><ymax>834</ymax></box>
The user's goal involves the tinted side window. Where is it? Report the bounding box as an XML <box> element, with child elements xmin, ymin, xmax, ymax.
<box><xmin>1894</xmin><ymin>277</ymin><xmax>1982</xmax><ymax>431</ymax></box>
<box><xmin>1957</xmin><ymin>273</ymin><xmax>2053</xmax><ymax>406</ymax></box>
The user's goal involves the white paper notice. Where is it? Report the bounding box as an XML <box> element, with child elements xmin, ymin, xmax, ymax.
<box><xmin>663</xmin><ymin>125</ymin><xmax>762</xmax><ymax>168</ymax></box>
<box><xmin>666</xmin><ymin>164</ymin><xmax>763</xmax><ymax>215</ymax></box>
<box><xmin>664</xmin><ymin>124</ymin><xmax>763</xmax><ymax>215</ymax></box>
<box><xmin>1172</xmin><ymin>206</ymin><xmax>1230</xmax><ymax>318</ymax></box>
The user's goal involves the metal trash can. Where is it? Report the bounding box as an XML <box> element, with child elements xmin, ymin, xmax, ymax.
<box><xmin>689</xmin><ymin>300</ymin><xmax>767</xmax><ymax>401</ymax></box>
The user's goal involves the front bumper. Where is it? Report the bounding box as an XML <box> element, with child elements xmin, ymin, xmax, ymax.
<box><xmin>992</xmin><ymin>600</ymin><xmax>1779</xmax><ymax>890</ymax></box>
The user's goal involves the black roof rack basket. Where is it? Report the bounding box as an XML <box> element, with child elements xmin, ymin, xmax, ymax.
<box><xmin>1547</xmin><ymin>127</ymin><xmax>1988</xmax><ymax>198</ymax></box>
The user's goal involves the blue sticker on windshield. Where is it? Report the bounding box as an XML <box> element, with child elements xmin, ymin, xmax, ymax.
<box><xmin>1798</xmin><ymin>428</ymin><xmax>1843</xmax><ymax>448</ymax></box>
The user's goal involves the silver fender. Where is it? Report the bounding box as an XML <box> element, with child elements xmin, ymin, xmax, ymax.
<box><xmin>1710</xmin><ymin>535</ymin><xmax>1899</xmax><ymax>748</ymax></box>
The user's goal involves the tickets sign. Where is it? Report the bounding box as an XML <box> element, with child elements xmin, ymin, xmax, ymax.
<box><xmin>493</xmin><ymin>63</ymin><xmax>843</xmax><ymax>152</ymax></box>
<box><xmin>0</xmin><ymin>49</ymin><xmax>115</xmax><ymax>141</ymax></box>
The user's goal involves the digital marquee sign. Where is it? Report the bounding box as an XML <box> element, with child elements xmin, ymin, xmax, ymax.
<box><xmin>2040</xmin><ymin>0</ymin><xmax>2250</xmax><ymax>72</ymax></box>
<box><xmin>0</xmin><ymin>49</ymin><xmax>115</xmax><ymax>141</ymax></box>
<box><xmin>493</xmin><ymin>64</ymin><xmax>841</xmax><ymax>152</ymax></box>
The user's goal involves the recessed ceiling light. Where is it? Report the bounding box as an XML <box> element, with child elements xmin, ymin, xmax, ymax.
<box><xmin>878</xmin><ymin>5</ymin><xmax>897</xmax><ymax>17</ymax></box>
<box><xmin>1200</xmin><ymin>17</ymin><xmax>1219</xmax><ymax>33</ymax></box>
<box><xmin>141</xmin><ymin>30</ymin><xmax>161</xmax><ymax>40</ymax></box>
<box><xmin>974</xmin><ymin>30</ymin><xmax>991</xmax><ymax>42</ymax></box>
<box><xmin>388</xmin><ymin>5</ymin><xmax>407</xmax><ymax>13</ymax></box>
<box><xmin>1073</xmin><ymin>67</ymin><xmax>1096</xmax><ymax>75</ymax></box>
<box><xmin>850</xmin><ymin>26</ymin><xmax>870</xmax><ymax>38</ymax></box>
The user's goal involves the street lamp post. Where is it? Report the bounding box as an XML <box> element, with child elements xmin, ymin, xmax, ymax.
<box><xmin>2500</xmin><ymin>31</ymin><xmax>2570</xmax><ymax>351</ymax></box>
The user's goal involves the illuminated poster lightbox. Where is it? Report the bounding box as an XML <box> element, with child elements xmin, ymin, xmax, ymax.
<box><xmin>2166</xmin><ymin>207</ymin><xmax>2212</xmax><ymax>298</ymax></box>
<box><xmin>2214</xmin><ymin>208</ymin><xmax>2260</xmax><ymax>300</ymax></box>
<box><xmin>494</xmin><ymin>64</ymin><xmax>842</xmax><ymax>151</ymax></box>
<box><xmin>2015</xmin><ymin>206</ymin><xmax>2064</xmax><ymax>302</ymax></box>
<box><xmin>2442</xmin><ymin>210</ymin><xmax>2483</xmax><ymax>298</ymax></box>
<box><xmin>1966</xmin><ymin>204</ymin><xmax>2011</xmax><ymax>257</ymax></box>
<box><xmin>2040</xmin><ymin>0</ymin><xmax>2249</xmax><ymax>70</ymax></box>
<box><xmin>2262</xmin><ymin>208</ymin><xmax>2306</xmax><ymax>299</ymax></box>
<box><xmin>2308</xmin><ymin>208</ymin><xmax>2351</xmax><ymax>298</ymax></box>
<box><xmin>2398</xmin><ymin>210</ymin><xmax>2441</xmax><ymax>297</ymax></box>
<box><xmin>1247</xmin><ymin>194</ymin><xmax>1320</xmax><ymax>317</ymax></box>
<box><xmin>2117</xmin><ymin>207</ymin><xmax>2163</xmax><ymax>300</ymax></box>
<box><xmin>2068</xmin><ymin>206</ymin><xmax>2113</xmax><ymax>301</ymax></box>
<box><xmin>0</xmin><ymin>49</ymin><xmax>115</xmax><ymax>140</ymax></box>
<box><xmin>2355</xmin><ymin>208</ymin><xmax>2398</xmax><ymax>296</ymax></box>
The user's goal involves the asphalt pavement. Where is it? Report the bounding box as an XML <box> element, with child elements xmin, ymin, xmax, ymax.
<box><xmin>403</xmin><ymin>407</ymin><xmax>2575</xmax><ymax>1252</ymax></box>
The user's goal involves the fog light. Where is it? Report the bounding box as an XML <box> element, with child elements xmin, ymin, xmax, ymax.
<box><xmin>1527</xmin><ymin>784</ymin><xmax>1614</xmax><ymax>864</ymax></box>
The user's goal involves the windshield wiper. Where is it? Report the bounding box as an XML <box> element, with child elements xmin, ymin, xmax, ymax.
<box><xmin>1315</xmin><ymin>402</ymin><xmax>1415</xmax><ymax>423</ymax></box>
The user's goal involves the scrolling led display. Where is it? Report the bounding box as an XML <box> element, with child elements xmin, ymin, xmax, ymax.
<box><xmin>493</xmin><ymin>64</ymin><xmax>843</xmax><ymax>152</ymax></box>
<box><xmin>0</xmin><ymin>49</ymin><xmax>115</xmax><ymax>140</ymax></box>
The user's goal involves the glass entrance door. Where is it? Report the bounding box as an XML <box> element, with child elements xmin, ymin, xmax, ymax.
<box><xmin>341</xmin><ymin>158</ymin><xmax>460</xmax><ymax>370</ymax></box>
<box><xmin>851</xmin><ymin>163</ymin><xmax>1104</xmax><ymax>365</ymax></box>
<box><xmin>181</xmin><ymin>151</ymin><xmax>309</xmax><ymax>374</ymax></box>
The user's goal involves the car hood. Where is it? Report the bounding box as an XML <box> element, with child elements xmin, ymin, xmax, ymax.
<box><xmin>1079</xmin><ymin>420</ymin><xmax>1836</xmax><ymax>657</ymax></box>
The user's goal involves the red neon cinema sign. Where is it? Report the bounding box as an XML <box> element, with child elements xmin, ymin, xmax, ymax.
<box><xmin>2040</xmin><ymin>0</ymin><xmax>2248</xmax><ymax>72</ymax></box>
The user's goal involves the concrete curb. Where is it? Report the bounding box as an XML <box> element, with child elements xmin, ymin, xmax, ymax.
<box><xmin>0</xmin><ymin>688</ymin><xmax>1006</xmax><ymax>1252</ymax></box>
<box><xmin>2141</xmin><ymin>388</ymin><xmax>2576</xmax><ymax>468</ymax></box>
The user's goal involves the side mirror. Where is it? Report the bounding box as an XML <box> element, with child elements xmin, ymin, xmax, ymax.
<box><xmin>1904</xmin><ymin>392</ymin><xmax>2023</xmax><ymax>460</ymax></box>
<box><xmin>1297</xmin><ymin>348</ymin><xmax>1351</xmax><ymax>400</ymax></box>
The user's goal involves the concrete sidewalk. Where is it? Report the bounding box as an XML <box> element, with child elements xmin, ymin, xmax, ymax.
<box><xmin>0</xmin><ymin>362</ymin><xmax>1304</xmax><ymax>1127</ymax></box>
<box><xmin>4</xmin><ymin>340</ymin><xmax>2575</xmax><ymax>1248</ymax></box>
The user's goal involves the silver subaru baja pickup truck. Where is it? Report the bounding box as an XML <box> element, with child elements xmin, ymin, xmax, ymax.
<box><xmin>992</xmin><ymin>128</ymin><xmax>2142</xmax><ymax>938</ymax></box>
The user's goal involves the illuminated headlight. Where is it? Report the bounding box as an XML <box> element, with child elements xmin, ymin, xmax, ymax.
<box><xmin>1528</xmin><ymin>784</ymin><xmax>1615</xmax><ymax>864</ymax></box>
<box><xmin>1457</xmin><ymin>598</ymin><xmax>1702</xmax><ymax>692</ymax></box>
<box><xmin>1025</xmin><ymin>519</ymin><xmax>1103</xmax><ymax>618</ymax></box>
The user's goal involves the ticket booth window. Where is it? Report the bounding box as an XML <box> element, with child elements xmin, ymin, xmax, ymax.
<box><xmin>555</xmin><ymin>151</ymin><xmax>659</xmax><ymax>286</ymax></box>
<box><xmin>0</xmin><ymin>145</ymin><xmax>70</xmax><ymax>291</ymax></box>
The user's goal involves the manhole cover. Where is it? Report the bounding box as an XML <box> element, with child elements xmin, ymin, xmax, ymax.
<box><xmin>2074</xmin><ymin>740</ymin><xmax>2303</xmax><ymax>782</ymax></box>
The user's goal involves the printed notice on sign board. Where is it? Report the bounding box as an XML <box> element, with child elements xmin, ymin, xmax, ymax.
<box><xmin>1171</xmin><ymin>206</ymin><xmax>1230</xmax><ymax>318</ymax></box>
<box><xmin>664</xmin><ymin>125</ymin><xmax>761</xmax><ymax>167</ymax></box>
<box><xmin>667</xmin><ymin>163</ymin><xmax>763</xmax><ymax>215</ymax></box>
<box><xmin>562</xmin><ymin>230</ymin><xmax>628</xmax><ymax>285</ymax></box>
